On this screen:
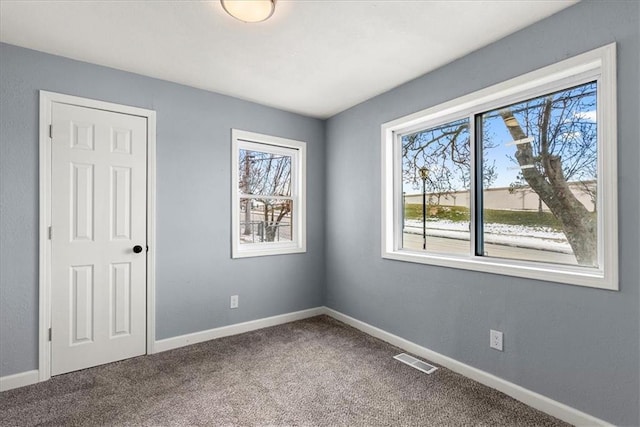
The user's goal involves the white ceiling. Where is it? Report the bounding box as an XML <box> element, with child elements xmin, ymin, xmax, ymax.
<box><xmin>0</xmin><ymin>0</ymin><xmax>576</xmax><ymax>118</ymax></box>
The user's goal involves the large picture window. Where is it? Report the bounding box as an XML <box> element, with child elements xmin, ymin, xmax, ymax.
<box><xmin>382</xmin><ymin>44</ymin><xmax>617</xmax><ymax>289</ymax></box>
<box><xmin>232</xmin><ymin>130</ymin><xmax>306</xmax><ymax>258</ymax></box>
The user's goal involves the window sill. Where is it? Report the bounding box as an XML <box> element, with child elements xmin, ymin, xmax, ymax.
<box><xmin>233</xmin><ymin>244</ymin><xmax>306</xmax><ymax>259</ymax></box>
<box><xmin>382</xmin><ymin>249</ymin><xmax>616</xmax><ymax>291</ymax></box>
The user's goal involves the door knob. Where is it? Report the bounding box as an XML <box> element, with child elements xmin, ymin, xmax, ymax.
<box><xmin>133</xmin><ymin>245</ymin><xmax>143</xmax><ymax>253</ymax></box>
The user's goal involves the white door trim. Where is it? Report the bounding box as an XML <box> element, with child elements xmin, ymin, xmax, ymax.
<box><xmin>38</xmin><ymin>91</ymin><xmax>157</xmax><ymax>382</ymax></box>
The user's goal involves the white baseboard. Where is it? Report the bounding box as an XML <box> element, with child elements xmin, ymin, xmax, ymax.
<box><xmin>0</xmin><ymin>369</ymin><xmax>39</xmax><ymax>392</ymax></box>
<box><xmin>2</xmin><ymin>307</ymin><xmax>324</xmax><ymax>391</ymax></box>
<box><xmin>322</xmin><ymin>307</ymin><xmax>612</xmax><ymax>427</ymax></box>
<box><xmin>0</xmin><ymin>307</ymin><xmax>614</xmax><ymax>426</ymax></box>
<box><xmin>154</xmin><ymin>307</ymin><xmax>324</xmax><ymax>353</ymax></box>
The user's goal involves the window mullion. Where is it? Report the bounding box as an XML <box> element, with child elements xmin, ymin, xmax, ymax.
<box><xmin>469</xmin><ymin>114</ymin><xmax>484</xmax><ymax>258</ymax></box>
<box><xmin>241</xmin><ymin>194</ymin><xmax>293</xmax><ymax>201</ymax></box>
<box><xmin>473</xmin><ymin>114</ymin><xmax>484</xmax><ymax>257</ymax></box>
<box><xmin>468</xmin><ymin>113</ymin><xmax>476</xmax><ymax>258</ymax></box>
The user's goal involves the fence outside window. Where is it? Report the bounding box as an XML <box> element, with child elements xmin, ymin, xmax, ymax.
<box><xmin>240</xmin><ymin>220</ymin><xmax>292</xmax><ymax>243</ymax></box>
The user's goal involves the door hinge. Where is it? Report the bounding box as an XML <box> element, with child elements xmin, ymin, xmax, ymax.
<box><xmin>48</xmin><ymin>226</ymin><xmax>53</xmax><ymax>240</ymax></box>
<box><xmin>48</xmin><ymin>328</ymin><xmax>52</xmax><ymax>341</ymax></box>
<box><xmin>49</xmin><ymin>124</ymin><xmax>53</xmax><ymax>139</ymax></box>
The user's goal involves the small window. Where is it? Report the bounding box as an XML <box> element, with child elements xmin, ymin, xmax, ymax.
<box><xmin>382</xmin><ymin>44</ymin><xmax>617</xmax><ymax>290</ymax></box>
<box><xmin>231</xmin><ymin>130</ymin><xmax>306</xmax><ymax>258</ymax></box>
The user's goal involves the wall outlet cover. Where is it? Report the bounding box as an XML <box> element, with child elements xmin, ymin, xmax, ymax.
<box><xmin>490</xmin><ymin>329</ymin><xmax>503</xmax><ymax>351</ymax></box>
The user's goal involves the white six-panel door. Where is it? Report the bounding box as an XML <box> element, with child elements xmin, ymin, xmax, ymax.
<box><xmin>50</xmin><ymin>102</ymin><xmax>147</xmax><ymax>375</ymax></box>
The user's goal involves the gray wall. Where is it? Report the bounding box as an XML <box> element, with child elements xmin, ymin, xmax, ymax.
<box><xmin>0</xmin><ymin>43</ymin><xmax>325</xmax><ymax>376</ymax></box>
<box><xmin>325</xmin><ymin>1</ymin><xmax>639</xmax><ymax>426</ymax></box>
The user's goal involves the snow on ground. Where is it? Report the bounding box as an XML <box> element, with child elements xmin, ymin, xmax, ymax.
<box><xmin>404</xmin><ymin>219</ymin><xmax>572</xmax><ymax>254</ymax></box>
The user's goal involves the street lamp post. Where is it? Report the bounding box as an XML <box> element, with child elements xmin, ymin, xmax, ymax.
<box><xmin>419</xmin><ymin>167</ymin><xmax>429</xmax><ymax>250</ymax></box>
<box><xmin>402</xmin><ymin>192</ymin><xmax>406</xmax><ymax>231</ymax></box>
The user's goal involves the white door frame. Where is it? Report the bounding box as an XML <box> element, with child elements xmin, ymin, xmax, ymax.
<box><xmin>38</xmin><ymin>90</ymin><xmax>157</xmax><ymax>382</ymax></box>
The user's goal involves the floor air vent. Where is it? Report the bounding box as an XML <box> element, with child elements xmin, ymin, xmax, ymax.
<box><xmin>394</xmin><ymin>353</ymin><xmax>438</xmax><ymax>374</ymax></box>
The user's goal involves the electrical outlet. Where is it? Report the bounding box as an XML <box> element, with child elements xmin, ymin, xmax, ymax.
<box><xmin>230</xmin><ymin>295</ymin><xmax>239</xmax><ymax>309</ymax></box>
<box><xmin>490</xmin><ymin>329</ymin><xmax>503</xmax><ymax>351</ymax></box>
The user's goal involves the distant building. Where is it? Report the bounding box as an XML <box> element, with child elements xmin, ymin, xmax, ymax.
<box><xmin>404</xmin><ymin>181</ymin><xmax>596</xmax><ymax>212</ymax></box>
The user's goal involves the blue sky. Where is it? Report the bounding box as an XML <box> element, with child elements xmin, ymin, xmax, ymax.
<box><xmin>403</xmin><ymin>82</ymin><xmax>597</xmax><ymax>195</ymax></box>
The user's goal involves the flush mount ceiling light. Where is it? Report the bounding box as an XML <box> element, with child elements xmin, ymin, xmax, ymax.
<box><xmin>221</xmin><ymin>0</ymin><xmax>276</xmax><ymax>23</ymax></box>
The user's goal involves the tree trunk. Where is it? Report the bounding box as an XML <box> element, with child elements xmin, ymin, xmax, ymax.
<box><xmin>499</xmin><ymin>107</ymin><xmax>597</xmax><ymax>266</ymax></box>
<box><xmin>263</xmin><ymin>201</ymin><xmax>291</xmax><ymax>242</ymax></box>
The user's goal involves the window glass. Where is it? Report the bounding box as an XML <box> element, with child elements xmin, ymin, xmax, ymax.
<box><xmin>239</xmin><ymin>198</ymin><xmax>293</xmax><ymax>244</ymax></box>
<box><xmin>481</xmin><ymin>82</ymin><xmax>598</xmax><ymax>267</ymax></box>
<box><xmin>401</xmin><ymin>118</ymin><xmax>471</xmax><ymax>255</ymax></box>
<box><xmin>239</xmin><ymin>149</ymin><xmax>292</xmax><ymax>197</ymax></box>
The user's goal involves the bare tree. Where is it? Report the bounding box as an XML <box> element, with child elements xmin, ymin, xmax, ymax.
<box><xmin>239</xmin><ymin>150</ymin><xmax>292</xmax><ymax>242</ymax></box>
<box><xmin>497</xmin><ymin>83</ymin><xmax>597</xmax><ymax>265</ymax></box>
<box><xmin>401</xmin><ymin>82</ymin><xmax>598</xmax><ymax>266</ymax></box>
<box><xmin>402</xmin><ymin>119</ymin><xmax>497</xmax><ymax>202</ymax></box>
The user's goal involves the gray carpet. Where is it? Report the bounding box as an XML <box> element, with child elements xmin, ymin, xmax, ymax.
<box><xmin>0</xmin><ymin>315</ymin><xmax>569</xmax><ymax>426</ymax></box>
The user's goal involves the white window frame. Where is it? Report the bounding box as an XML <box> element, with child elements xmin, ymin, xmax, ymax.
<box><xmin>231</xmin><ymin>129</ymin><xmax>306</xmax><ymax>258</ymax></box>
<box><xmin>381</xmin><ymin>43</ymin><xmax>617</xmax><ymax>290</ymax></box>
